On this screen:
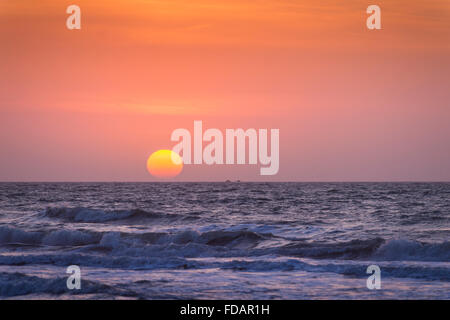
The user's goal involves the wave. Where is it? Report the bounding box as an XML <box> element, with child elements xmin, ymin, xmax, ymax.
<box><xmin>279</xmin><ymin>238</ymin><xmax>385</xmax><ymax>260</ymax></box>
<box><xmin>0</xmin><ymin>255</ymin><xmax>448</xmax><ymax>285</ymax></box>
<box><xmin>220</xmin><ymin>259</ymin><xmax>450</xmax><ymax>281</ymax></box>
<box><xmin>0</xmin><ymin>252</ymin><xmax>201</xmax><ymax>271</ymax></box>
<box><xmin>1</xmin><ymin>225</ymin><xmax>449</xmax><ymax>263</ymax></box>
<box><xmin>280</xmin><ymin>238</ymin><xmax>450</xmax><ymax>262</ymax></box>
<box><xmin>0</xmin><ymin>226</ymin><xmax>100</xmax><ymax>247</ymax></box>
<box><xmin>0</xmin><ymin>225</ymin><xmax>449</xmax><ymax>285</ymax></box>
<box><xmin>0</xmin><ymin>226</ymin><xmax>271</xmax><ymax>250</ymax></box>
<box><xmin>42</xmin><ymin>207</ymin><xmax>164</xmax><ymax>223</ymax></box>
<box><xmin>0</xmin><ymin>272</ymin><xmax>137</xmax><ymax>298</ymax></box>
<box><xmin>0</xmin><ymin>226</ymin><xmax>43</xmax><ymax>246</ymax></box>
<box><xmin>372</xmin><ymin>239</ymin><xmax>450</xmax><ymax>262</ymax></box>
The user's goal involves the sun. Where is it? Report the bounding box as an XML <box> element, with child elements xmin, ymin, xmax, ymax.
<box><xmin>147</xmin><ymin>150</ymin><xmax>183</xmax><ymax>179</ymax></box>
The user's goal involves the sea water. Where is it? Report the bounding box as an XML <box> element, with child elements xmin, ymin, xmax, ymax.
<box><xmin>0</xmin><ymin>182</ymin><xmax>448</xmax><ymax>299</ymax></box>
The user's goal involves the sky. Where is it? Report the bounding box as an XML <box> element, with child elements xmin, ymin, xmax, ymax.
<box><xmin>0</xmin><ymin>0</ymin><xmax>449</xmax><ymax>181</ymax></box>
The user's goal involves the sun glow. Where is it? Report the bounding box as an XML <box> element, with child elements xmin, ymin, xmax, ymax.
<box><xmin>147</xmin><ymin>150</ymin><xmax>183</xmax><ymax>179</ymax></box>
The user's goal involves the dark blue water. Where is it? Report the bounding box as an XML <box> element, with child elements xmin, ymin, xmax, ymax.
<box><xmin>0</xmin><ymin>182</ymin><xmax>449</xmax><ymax>299</ymax></box>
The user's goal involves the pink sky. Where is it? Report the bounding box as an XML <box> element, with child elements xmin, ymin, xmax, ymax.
<box><xmin>0</xmin><ymin>0</ymin><xmax>449</xmax><ymax>181</ymax></box>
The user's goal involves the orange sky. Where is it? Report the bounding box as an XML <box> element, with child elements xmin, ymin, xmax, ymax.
<box><xmin>0</xmin><ymin>0</ymin><xmax>449</xmax><ymax>181</ymax></box>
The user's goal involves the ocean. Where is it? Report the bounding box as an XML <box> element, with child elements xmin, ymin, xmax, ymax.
<box><xmin>0</xmin><ymin>182</ymin><xmax>448</xmax><ymax>299</ymax></box>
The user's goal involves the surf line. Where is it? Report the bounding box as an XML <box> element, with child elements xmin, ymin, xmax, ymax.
<box><xmin>170</xmin><ymin>120</ymin><xmax>279</xmax><ymax>175</ymax></box>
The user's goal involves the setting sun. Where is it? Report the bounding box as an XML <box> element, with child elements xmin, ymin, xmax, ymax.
<box><xmin>147</xmin><ymin>150</ymin><xmax>183</xmax><ymax>179</ymax></box>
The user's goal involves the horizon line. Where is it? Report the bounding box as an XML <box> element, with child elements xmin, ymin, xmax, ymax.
<box><xmin>0</xmin><ymin>180</ymin><xmax>449</xmax><ymax>183</ymax></box>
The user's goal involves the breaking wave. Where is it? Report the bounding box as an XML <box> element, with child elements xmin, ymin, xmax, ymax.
<box><xmin>0</xmin><ymin>225</ymin><xmax>448</xmax><ymax>263</ymax></box>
